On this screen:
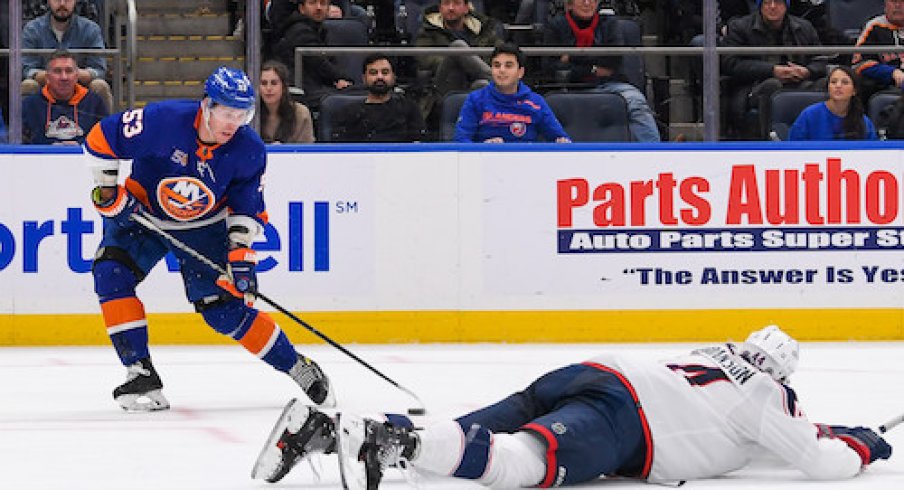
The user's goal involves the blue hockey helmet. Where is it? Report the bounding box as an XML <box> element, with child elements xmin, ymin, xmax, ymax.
<box><xmin>205</xmin><ymin>66</ymin><xmax>255</xmax><ymax>110</ymax></box>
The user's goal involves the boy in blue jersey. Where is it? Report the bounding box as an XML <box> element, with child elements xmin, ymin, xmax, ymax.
<box><xmin>454</xmin><ymin>43</ymin><xmax>571</xmax><ymax>143</ymax></box>
<box><xmin>83</xmin><ymin>67</ymin><xmax>335</xmax><ymax>412</ymax></box>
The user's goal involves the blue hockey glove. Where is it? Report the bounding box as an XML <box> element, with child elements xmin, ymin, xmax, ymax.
<box><xmin>92</xmin><ymin>185</ymin><xmax>145</xmax><ymax>228</ymax></box>
<box><xmin>216</xmin><ymin>247</ymin><xmax>258</xmax><ymax>305</ymax></box>
<box><xmin>816</xmin><ymin>424</ymin><xmax>893</xmax><ymax>465</ymax></box>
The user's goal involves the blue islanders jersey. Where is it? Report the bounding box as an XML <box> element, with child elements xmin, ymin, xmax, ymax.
<box><xmin>85</xmin><ymin>99</ymin><xmax>268</xmax><ymax>227</ymax></box>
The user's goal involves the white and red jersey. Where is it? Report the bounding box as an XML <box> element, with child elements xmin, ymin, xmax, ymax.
<box><xmin>589</xmin><ymin>344</ymin><xmax>863</xmax><ymax>483</ymax></box>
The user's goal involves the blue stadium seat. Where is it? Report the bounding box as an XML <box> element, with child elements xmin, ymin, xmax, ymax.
<box><xmin>323</xmin><ymin>18</ymin><xmax>370</xmax><ymax>85</ymax></box>
<box><xmin>768</xmin><ymin>90</ymin><xmax>826</xmax><ymax>141</ymax></box>
<box><xmin>545</xmin><ymin>91</ymin><xmax>631</xmax><ymax>142</ymax></box>
<box><xmin>828</xmin><ymin>0</ymin><xmax>885</xmax><ymax>43</ymax></box>
<box><xmin>317</xmin><ymin>94</ymin><xmax>367</xmax><ymax>142</ymax></box>
<box><xmin>440</xmin><ymin>92</ymin><xmax>469</xmax><ymax>141</ymax></box>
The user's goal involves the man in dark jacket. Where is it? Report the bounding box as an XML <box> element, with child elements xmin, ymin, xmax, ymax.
<box><xmin>542</xmin><ymin>0</ymin><xmax>660</xmax><ymax>142</ymax></box>
<box><xmin>331</xmin><ymin>54</ymin><xmax>426</xmax><ymax>142</ymax></box>
<box><xmin>414</xmin><ymin>0</ymin><xmax>500</xmax><ymax>119</ymax></box>
<box><xmin>272</xmin><ymin>0</ymin><xmax>353</xmax><ymax>108</ymax></box>
<box><xmin>722</xmin><ymin>0</ymin><xmax>826</xmax><ymax>139</ymax></box>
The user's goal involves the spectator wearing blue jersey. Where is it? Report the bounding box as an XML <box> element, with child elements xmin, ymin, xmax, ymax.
<box><xmin>22</xmin><ymin>50</ymin><xmax>107</xmax><ymax>145</ymax></box>
<box><xmin>455</xmin><ymin>43</ymin><xmax>571</xmax><ymax>143</ymax></box>
<box><xmin>789</xmin><ymin>66</ymin><xmax>878</xmax><ymax>141</ymax></box>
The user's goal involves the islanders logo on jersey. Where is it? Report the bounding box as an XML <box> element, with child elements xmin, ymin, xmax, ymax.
<box><xmin>510</xmin><ymin>122</ymin><xmax>527</xmax><ymax>138</ymax></box>
<box><xmin>156</xmin><ymin>177</ymin><xmax>216</xmax><ymax>221</ymax></box>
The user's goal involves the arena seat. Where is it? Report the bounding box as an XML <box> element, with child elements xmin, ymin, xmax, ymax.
<box><xmin>545</xmin><ymin>91</ymin><xmax>630</xmax><ymax>142</ymax></box>
<box><xmin>317</xmin><ymin>93</ymin><xmax>367</xmax><ymax>142</ymax></box>
<box><xmin>439</xmin><ymin>92</ymin><xmax>469</xmax><ymax>141</ymax></box>
<box><xmin>768</xmin><ymin>90</ymin><xmax>826</xmax><ymax>141</ymax></box>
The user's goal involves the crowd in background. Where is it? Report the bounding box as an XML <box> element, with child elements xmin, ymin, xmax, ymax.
<box><xmin>2</xmin><ymin>0</ymin><xmax>904</xmax><ymax>144</ymax></box>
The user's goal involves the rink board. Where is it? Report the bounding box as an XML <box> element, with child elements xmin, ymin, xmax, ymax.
<box><xmin>3</xmin><ymin>142</ymin><xmax>904</xmax><ymax>344</ymax></box>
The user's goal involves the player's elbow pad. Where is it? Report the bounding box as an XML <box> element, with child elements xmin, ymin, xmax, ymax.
<box><xmin>227</xmin><ymin>215</ymin><xmax>263</xmax><ymax>248</ymax></box>
<box><xmin>84</xmin><ymin>146</ymin><xmax>121</xmax><ymax>187</ymax></box>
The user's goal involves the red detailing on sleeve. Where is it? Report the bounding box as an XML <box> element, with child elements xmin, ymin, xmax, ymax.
<box><xmin>522</xmin><ymin>423</ymin><xmax>559</xmax><ymax>488</ymax></box>
<box><xmin>228</xmin><ymin>247</ymin><xmax>257</xmax><ymax>263</ymax></box>
<box><xmin>257</xmin><ymin>210</ymin><xmax>270</xmax><ymax>225</ymax></box>
<box><xmin>86</xmin><ymin>124</ymin><xmax>117</xmax><ymax>157</ymax></box>
<box><xmin>837</xmin><ymin>435</ymin><xmax>870</xmax><ymax>466</ymax></box>
<box><xmin>582</xmin><ymin>362</ymin><xmax>654</xmax><ymax>478</ymax></box>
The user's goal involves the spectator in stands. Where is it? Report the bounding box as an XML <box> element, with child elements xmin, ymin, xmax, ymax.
<box><xmin>22</xmin><ymin>0</ymin><xmax>113</xmax><ymax>113</ymax></box>
<box><xmin>415</xmin><ymin>0</ymin><xmax>500</xmax><ymax>120</ymax></box>
<box><xmin>272</xmin><ymin>0</ymin><xmax>355</xmax><ymax>109</ymax></box>
<box><xmin>259</xmin><ymin>60</ymin><xmax>315</xmax><ymax>143</ymax></box>
<box><xmin>454</xmin><ymin>43</ymin><xmax>571</xmax><ymax>143</ymax></box>
<box><xmin>789</xmin><ymin>65</ymin><xmax>877</xmax><ymax>141</ymax></box>
<box><xmin>22</xmin><ymin>50</ymin><xmax>107</xmax><ymax>145</ymax></box>
<box><xmin>853</xmin><ymin>0</ymin><xmax>904</xmax><ymax>98</ymax></box>
<box><xmin>543</xmin><ymin>0</ymin><xmax>660</xmax><ymax>142</ymax></box>
<box><xmin>722</xmin><ymin>0</ymin><xmax>826</xmax><ymax>139</ymax></box>
<box><xmin>331</xmin><ymin>54</ymin><xmax>426</xmax><ymax>142</ymax></box>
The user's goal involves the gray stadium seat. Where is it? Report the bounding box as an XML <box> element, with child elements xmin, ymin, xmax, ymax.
<box><xmin>323</xmin><ymin>18</ymin><xmax>369</xmax><ymax>85</ymax></box>
<box><xmin>828</xmin><ymin>0</ymin><xmax>885</xmax><ymax>43</ymax></box>
<box><xmin>545</xmin><ymin>91</ymin><xmax>630</xmax><ymax>142</ymax></box>
<box><xmin>768</xmin><ymin>90</ymin><xmax>827</xmax><ymax>141</ymax></box>
<box><xmin>868</xmin><ymin>92</ymin><xmax>900</xmax><ymax>125</ymax></box>
<box><xmin>440</xmin><ymin>92</ymin><xmax>469</xmax><ymax>141</ymax></box>
<box><xmin>317</xmin><ymin>94</ymin><xmax>367</xmax><ymax>142</ymax></box>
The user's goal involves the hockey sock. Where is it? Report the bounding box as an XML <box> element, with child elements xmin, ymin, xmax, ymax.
<box><xmin>233</xmin><ymin>310</ymin><xmax>297</xmax><ymax>372</ymax></box>
<box><xmin>100</xmin><ymin>296</ymin><xmax>150</xmax><ymax>365</ymax></box>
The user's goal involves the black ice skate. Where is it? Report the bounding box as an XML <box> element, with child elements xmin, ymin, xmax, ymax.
<box><xmin>338</xmin><ymin>415</ymin><xmax>419</xmax><ymax>490</ymax></box>
<box><xmin>113</xmin><ymin>357</ymin><xmax>170</xmax><ymax>412</ymax></box>
<box><xmin>251</xmin><ymin>398</ymin><xmax>337</xmax><ymax>483</ymax></box>
<box><xmin>288</xmin><ymin>354</ymin><xmax>336</xmax><ymax>407</ymax></box>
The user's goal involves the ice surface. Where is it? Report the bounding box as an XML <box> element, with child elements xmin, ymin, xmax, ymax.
<box><xmin>1</xmin><ymin>342</ymin><xmax>903</xmax><ymax>489</ymax></box>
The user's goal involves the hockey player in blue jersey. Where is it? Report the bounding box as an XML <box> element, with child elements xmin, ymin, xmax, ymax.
<box><xmin>454</xmin><ymin>43</ymin><xmax>571</xmax><ymax>143</ymax></box>
<box><xmin>84</xmin><ymin>66</ymin><xmax>335</xmax><ymax>412</ymax></box>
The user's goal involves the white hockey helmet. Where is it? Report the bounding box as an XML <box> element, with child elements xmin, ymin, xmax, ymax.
<box><xmin>738</xmin><ymin>325</ymin><xmax>799</xmax><ymax>383</ymax></box>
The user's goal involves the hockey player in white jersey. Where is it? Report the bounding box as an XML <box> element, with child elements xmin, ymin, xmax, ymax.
<box><xmin>252</xmin><ymin>325</ymin><xmax>893</xmax><ymax>487</ymax></box>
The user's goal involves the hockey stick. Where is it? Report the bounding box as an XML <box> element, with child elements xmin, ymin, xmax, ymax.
<box><xmin>130</xmin><ymin>212</ymin><xmax>427</xmax><ymax>415</ymax></box>
<box><xmin>878</xmin><ymin>413</ymin><xmax>904</xmax><ymax>434</ymax></box>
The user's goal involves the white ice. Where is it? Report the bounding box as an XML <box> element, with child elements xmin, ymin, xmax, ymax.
<box><xmin>2</xmin><ymin>342</ymin><xmax>903</xmax><ymax>489</ymax></box>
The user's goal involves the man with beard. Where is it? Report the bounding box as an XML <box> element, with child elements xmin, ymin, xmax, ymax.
<box><xmin>22</xmin><ymin>0</ymin><xmax>113</xmax><ymax>113</ymax></box>
<box><xmin>329</xmin><ymin>54</ymin><xmax>426</xmax><ymax>142</ymax></box>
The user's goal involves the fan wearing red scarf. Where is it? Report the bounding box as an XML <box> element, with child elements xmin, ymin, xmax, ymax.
<box><xmin>543</xmin><ymin>0</ymin><xmax>660</xmax><ymax>142</ymax></box>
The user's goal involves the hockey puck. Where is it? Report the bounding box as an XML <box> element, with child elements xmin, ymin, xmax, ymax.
<box><xmin>407</xmin><ymin>407</ymin><xmax>427</xmax><ymax>416</ymax></box>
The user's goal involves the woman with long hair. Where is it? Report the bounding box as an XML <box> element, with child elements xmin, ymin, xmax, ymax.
<box><xmin>259</xmin><ymin>60</ymin><xmax>315</xmax><ymax>143</ymax></box>
<box><xmin>789</xmin><ymin>65</ymin><xmax>877</xmax><ymax>140</ymax></box>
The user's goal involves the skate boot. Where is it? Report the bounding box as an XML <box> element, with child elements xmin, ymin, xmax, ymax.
<box><xmin>113</xmin><ymin>357</ymin><xmax>170</xmax><ymax>412</ymax></box>
<box><xmin>251</xmin><ymin>398</ymin><xmax>337</xmax><ymax>483</ymax></box>
<box><xmin>288</xmin><ymin>353</ymin><xmax>336</xmax><ymax>407</ymax></box>
<box><xmin>338</xmin><ymin>415</ymin><xmax>419</xmax><ymax>490</ymax></box>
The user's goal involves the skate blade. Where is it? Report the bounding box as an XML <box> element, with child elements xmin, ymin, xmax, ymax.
<box><xmin>115</xmin><ymin>390</ymin><xmax>170</xmax><ymax>412</ymax></box>
<box><xmin>251</xmin><ymin>398</ymin><xmax>311</xmax><ymax>481</ymax></box>
<box><xmin>337</xmin><ymin>413</ymin><xmax>367</xmax><ymax>490</ymax></box>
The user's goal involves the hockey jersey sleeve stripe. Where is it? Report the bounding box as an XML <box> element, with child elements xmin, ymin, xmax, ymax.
<box><xmin>85</xmin><ymin>123</ymin><xmax>117</xmax><ymax>158</ymax></box>
<box><xmin>522</xmin><ymin>423</ymin><xmax>559</xmax><ymax>488</ymax></box>
<box><xmin>238</xmin><ymin>312</ymin><xmax>278</xmax><ymax>356</ymax></box>
<box><xmin>582</xmin><ymin>362</ymin><xmax>654</xmax><ymax>478</ymax></box>
<box><xmin>124</xmin><ymin>177</ymin><xmax>151</xmax><ymax>209</ymax></box>
<box><xmin>100</xmin><ymin>297</ymin><xmax>146</xmax><ymax>330</ymax></box>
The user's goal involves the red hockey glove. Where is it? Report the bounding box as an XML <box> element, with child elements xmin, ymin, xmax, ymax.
<box><xmin>216</xmin><ymin>247</ymin><xmax>258</xmax><ymax>306</ymax></box>
<box><xmin>816</xmin><ymin>424</ymin><xmax>893</xmax><ymax>465</ymax></box>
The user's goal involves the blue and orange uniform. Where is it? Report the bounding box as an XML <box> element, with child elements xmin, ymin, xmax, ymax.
<box><xmin>85</xmin><ymin>99</ymin><xmax>299</xmax><ymax>379</ymax></box>
<box><xmin>453</xmin><ymin>81</ymin><xmax>570</xmax><ymax>143</ymax></box>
